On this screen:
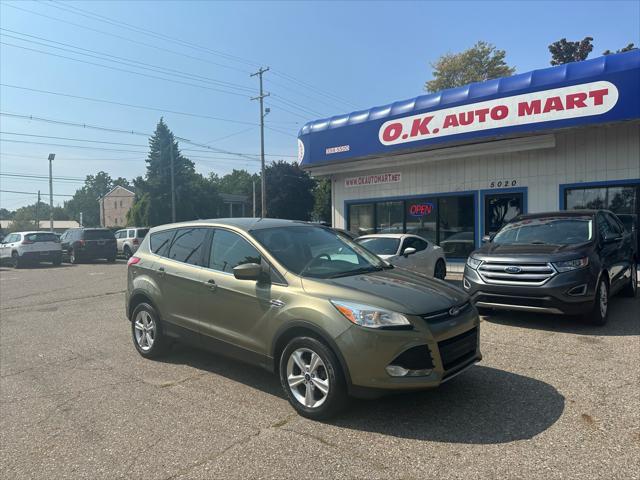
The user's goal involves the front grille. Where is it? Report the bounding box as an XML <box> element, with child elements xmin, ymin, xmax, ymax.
<box><xmin>478</xmin><ymin>261</ymin><xmax>556</xmax><ymax>286</ymax></box>
<box><xmin>438</xmin><ymin>327</ymin><xmax>478</xmax><ymax>371</ymax></box>
<box><xmin>421</xmin><ymin>301</ymin><xmax>471</xmax><ymax>323</ymax></box>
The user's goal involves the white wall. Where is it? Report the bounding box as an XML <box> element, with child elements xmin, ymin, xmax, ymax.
<box><xmin>331</xmin><ymin>122</ymin><xmax>640</xmax><ymax>228</ymax></box>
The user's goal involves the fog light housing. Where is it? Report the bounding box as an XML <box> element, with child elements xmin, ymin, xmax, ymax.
<box><xmin>385</xmin><ymin>365</ymin><xmax>433</xmax><ymax>377</ymax></box>
<box><xmin>567</xmin><ymin>284</ymin><xmax>588</xmax><ymax>296</ymax></box>
<box><xmin>463</xmin><ymin>277</ymin><xmax>471</xmax><ymax>290</ymax></box>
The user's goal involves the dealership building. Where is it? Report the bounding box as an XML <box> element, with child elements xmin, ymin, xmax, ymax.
<box><xmin>298</xmin><ymin>50</ymin><xmax>639</xmax><ymax>262</ymax></box>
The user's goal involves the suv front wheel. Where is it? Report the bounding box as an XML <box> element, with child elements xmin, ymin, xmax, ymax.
<box><xmin>131</xmin><ymin>302</ymin><xmax>170</xmax><ymax>358</ymax></box>
<box><xmin>279</xmin><ymin>336</ymin><xmax>348</xmax><ymax>420</ymax></box>
<box><xmin>585</xmin><ymin>277</ymin><xmax>609</xmax><ymax>326</ymax></box>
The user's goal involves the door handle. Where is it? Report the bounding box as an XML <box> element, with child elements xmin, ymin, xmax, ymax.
<box><xmin>158</xmin><ymin>267</ymin><xmax>166</xmax><ymax>277</ymax></box>
<box><xmin>204</xmin><ymin>279</ymin><xmax>217</xmax><ymax>291</ymax></box>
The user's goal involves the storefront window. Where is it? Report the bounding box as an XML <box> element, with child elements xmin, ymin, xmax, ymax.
<box><xmin>348</xmin><ymin>203</ymin><xmax>375</xmax><ymax>236</ymax></box>
<box><xmin>376</xmin><ymin>201</ymin><xmax>404</xmax><ymax>233</ymax></box>
<box><xmin>406</xmin><ymin>198</ymin><xmax>437</xmax><ymax>244</ymax></box>
<box><xmin>438</xmin><ymin>195</ymin><xmax>475</xmax><ymax>258</ymax></box>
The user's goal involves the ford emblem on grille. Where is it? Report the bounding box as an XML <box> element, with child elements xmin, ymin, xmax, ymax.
<box><xmin>448</xmin><ymin>306</ymin><xmax>460</xmax><ymax>316</ymax></box>
<box><xmin>504</xmin><ymin>266</ymin><xmax>522</xmax><ymax>274</ymax></box>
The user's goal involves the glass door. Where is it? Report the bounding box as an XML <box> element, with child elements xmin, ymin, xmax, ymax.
<box><xmin>484</xmin><ymin>192</ymin><xmax>524</xmax><ymax>237</ymax></box>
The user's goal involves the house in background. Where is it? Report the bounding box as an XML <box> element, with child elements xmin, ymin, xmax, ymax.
<box><xmin>0</xmin><ymin>220</ymin><xmax>80</xmax><ymax>234</ymax></box>
<box><xmin>99</xmin><ymin>186</ymin><xmax>135</xmax><ymax>227</ymax></box>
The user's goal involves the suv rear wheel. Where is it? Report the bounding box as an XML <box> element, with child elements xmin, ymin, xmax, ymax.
<box><xmin>131</xmin><ymin>302</ymin><xmax>170</xmax><ymax>358</ymax></box>
<box><xmin>11</xmin><ymin>252</ymin><xmax>21</xmax><ymax>269</ymax></box>
<box><xmin>123</xmin><ymin>246</ymin><xmax>132</xmax><ymax>259</ymax></box>
<box><xmin>585</xmin><ymin>277</ymin><xmax>609</xmax><ymax>326</ymax></box>
<box><xmin>279</xmin><ymin>336</ymin><xmax>348</xmax><ymax>420</ymax></box>
<box><xmin>621</xmin><ymin>261</ymin><xmax>637</xmax><ymax>297</ymax></box>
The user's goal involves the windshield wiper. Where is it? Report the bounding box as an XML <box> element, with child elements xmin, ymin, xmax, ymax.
<box><xmin>328</xmin><ymin>266</ymin><xmax>382</xmax><ymax>278</ymax></box>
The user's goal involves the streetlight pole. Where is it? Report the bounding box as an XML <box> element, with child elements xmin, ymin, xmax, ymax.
<box><xmin>48</xmin><ymin>153</ymin><xmax>55</xmax><ymax>232</ymax></box>
<box><xmin>251</xmin><ymin>67</ymin><xmax>269</xmax><ymax>218</ymax></box>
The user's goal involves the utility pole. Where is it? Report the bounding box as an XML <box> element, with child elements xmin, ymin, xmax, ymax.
<box><xmin>169</xmin><ymin>142</ymin><xmax>176</xmax><ymax>223</ymax></box>
<box><xmin>35</xmin><ymin>190</ymin><xmax>40</xmax><ymax>231</ymax></box>
<box><xmin>251</xmin><ymin>66</ymin><xmax>269</xmax><ymax>218</ymax></box>
<box><xmin>48</xmin><ymin>153</ymin><xmax>55</xmax><ymax>232</ymax></box>
<box><xmin>252</xmin><ymin>180</ymin><xmax>256</xmax><ymax>217</ymax></box>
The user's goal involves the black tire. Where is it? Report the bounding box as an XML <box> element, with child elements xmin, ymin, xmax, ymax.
<box><xmin>131</xmin><ymin>302</ymin><xmax>170</xmax><ymax>359</ymax></box>
<box><xmin>621</xmin><ymin>260</ymin><xmax>637</xmax><ymax>298</ymax></box>
<box><xmin>279</xmin><ymin>336</ymin><xmax>349</xmax><ymax>420</ymax></box>
<box><xmin>584</xmin><ymin>276</ymin><xmax>609</xmax><ymax>326</ymax></box>
<box><xmin>11</xmin><ymin>252</ymin><xmax>22</xmax><ymax>269</ymax></box>
<box><xmin>123</xmin><ymin>246</ymin><xmax>132</xmax><ymax>260</ymax></box>
<box><xmin>434</xmin><ymin>259</ymin><xmax>446</xmax><ymax>280</ymax></box>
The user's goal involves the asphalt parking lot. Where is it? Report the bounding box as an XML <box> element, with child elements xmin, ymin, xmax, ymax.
<box><xmin>1</xmin><ymin>262</ymin><xmax>638</xmax><ymax>479</ymax></box>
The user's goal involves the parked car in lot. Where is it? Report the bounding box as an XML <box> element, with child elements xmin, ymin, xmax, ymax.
<box><xmin>464</xmin><ymin>210</ymin><xmax>637</xmax><ymax>325</ymax></box>
<box><xmin>0</xmin><ymin>231</ymin><xmax>62</xmax><ymax>268</ymax></box>
<box><xmin>126</xmin><ymin>219</ymin><xmax>480</xmax><ymax>419</ymax></box>
<box><xmin>115</xmin><ymin>227</ymin><xmax>149</xmax><ymax>259</ymax></box>
<box><xmin>60</xmin><ymin>228</ymin><xmax>117</xmax><ymax>264</ymax></box>
<box><xmin>356</xmin><ymin>233</ymin><xmax>447</xmax><ymax>279</ymax></box>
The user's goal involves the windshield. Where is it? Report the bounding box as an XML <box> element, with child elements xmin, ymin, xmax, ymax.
<box><xmin>251</xmin><ymin>226</ymin><xmax>386</xmax><ymax>278</ymax></box>
<box><xmin>84</xmin><ymin>229</ymin><xmax>114</xmax><ymax>240</ymax></box>
<box><xmin>356</xmin><ymin>237</ymin><xmax>400</xmax><ymax>255</ymax></box>
<box><xmin>493</xmin><ymin>216</ymin><xmax>593</xmax><ymax>245</ymax></box>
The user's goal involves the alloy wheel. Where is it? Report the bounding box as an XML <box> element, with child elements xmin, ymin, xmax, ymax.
<box><xmin>286</xmin><ymin>348</ymin><xmax>330</xmax><ymax>409</ymax></box>
<box><xmin>134</xmin><ymin>310</ymin><xmax>156</xmax><ymax>352</ymax></box>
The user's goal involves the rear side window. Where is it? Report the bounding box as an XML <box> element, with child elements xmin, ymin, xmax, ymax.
<box><xmin>85</xmin><ymin>229</ymin><xmax>114</xmax><ymax>240</ymax></box>
<box><xmin>150</xmin><ymin>229</ymin><xmax>175</xmax><ymax>257</ymax></box>
<box><xmin>25</xmin><ymin>233</ymin><xmax>58</xmax><ymax>242</ymax></box>
<box><xmin>167</xmin><ymin>228</ymin><xmax>208</xmax><ymax>266</ymax></box>
<box><xmin>128</xmin><ymin>230</ymin><xmax>135</xmax><ymax>238</ymax></box>
<box><xmin>209</xmin><ymin>229</ymin><xmax>261</xmax><ymax>274</ymax></box>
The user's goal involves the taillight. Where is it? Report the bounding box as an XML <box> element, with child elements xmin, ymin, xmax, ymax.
<box><xmin>133</xmin><ymin>238</ymin><xmax>139</xmax><ymax>245</ymax></box>
<box><xmin>127</xmin><ymin>256</ymin><xmax>141</xmax><ymax>266</ymax></box>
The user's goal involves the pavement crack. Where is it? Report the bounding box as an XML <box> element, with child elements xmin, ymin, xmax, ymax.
<box><xmin>0</xmin><ymin>290</ymin><xmax>125</xmax><ymax>313</ymax></box>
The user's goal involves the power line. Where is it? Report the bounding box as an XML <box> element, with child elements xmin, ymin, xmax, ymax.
<box><xmin>0</xmin><ymin>28</ymin><xmax>256</xmax><ymax>94</ymax></box>
<box><xmin>0</xmin><ymin>189</ymin><xmax>73</xmax><ymax>197</ymax></box>
<box><xmin>0</xmin><ymin>41</ymin><xmax>252</xmax><ymax>98</ymax></box>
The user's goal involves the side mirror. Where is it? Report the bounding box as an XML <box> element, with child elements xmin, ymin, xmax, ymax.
<box><xmin>403</xmin><ymin>247</ymin><xmax>417</xmax><ymax>257</ymax></box>
<box><xmin>482</xmin><ymin>235</ymin><xmax>491</xmax><ymax>243</ymax></box>
<box><xmin>233</xmin><ymin>263</ymin><xmax>264</xmax><ymax>281</ymax></box>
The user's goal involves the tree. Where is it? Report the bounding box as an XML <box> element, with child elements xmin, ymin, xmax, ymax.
<box><xmin>127</xmin><ymin>118</ymin><xmax>222</xmax><ymax>226</ymax></box>
<box><xmin>264</xmin><ymin>161</ymin><xmax>315</xmax><ymax>220</ymax></box>
<box><xmin>603</xmin><ymin>43</ymin><xmax>637</xmax><ymax>55</ymax></box>
<box><xmin>548</xmin><ymin>37</ymin><xmax>593</xmax><ymax>65</ymax></box>
<box><xmin>312</xmin><ymin>177</ymin><xmax>331</xmax><ymax>224</ymax></box>
<box><xmin>0</xmin><ymin>208</ymin><xmax>13</xmax><ymax>220</ymax></box>
<box><xmin>425</xmin><ymin>41</ymin><xmax>515</xmax><ymax>92</ymax></box>
<box><xmin>5</xmin><ymin>201</ymin><xmax>69</xmax><ymax>232</ymax></box>
<box><xmin>64</xmin><ymin>172</ymin><xmax>130</xmax><ymax>227</ymax></box>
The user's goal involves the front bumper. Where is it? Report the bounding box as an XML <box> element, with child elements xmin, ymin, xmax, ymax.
<box><xmin>336</xmin><ymin>307</ymin><xmax>481</xmax><ymax>393</ymax></box>
<box><xmin>463</xmin><ymin>265</ymin><xmax>597</xmax><ymax>315</ymax></box>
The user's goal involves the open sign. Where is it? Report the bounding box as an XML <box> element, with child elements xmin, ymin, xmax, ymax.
<box><xmin>409</xmin><ymin>202</ymin><xmax>434</xmax><ymax>217</ymax></box>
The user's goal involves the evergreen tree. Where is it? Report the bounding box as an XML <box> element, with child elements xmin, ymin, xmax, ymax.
<box><xmin>548</xmin><ymin>37</ymin><xmax>593</xmax><ymax>65</ymax></box>
<box><xmin>128</xmin><ymin>118</ymin><xmax>222</xmax><ymax>226</ymax></box>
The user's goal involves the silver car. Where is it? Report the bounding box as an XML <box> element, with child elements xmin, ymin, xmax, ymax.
<box><xmin>357</xmin><ymin>233</ymin><xmax>447</xmax><ymax>279</ymax></box>
<box><xmin>115</xmin><ymin>227</ymin><xmax>149</xmax><ymax>259</ymax></box>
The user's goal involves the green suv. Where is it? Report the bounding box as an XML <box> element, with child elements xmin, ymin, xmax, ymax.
<box><xmin>126</xmin><ymin>219</ymin><xmax>481</xmax><ymax>418</ymax></box>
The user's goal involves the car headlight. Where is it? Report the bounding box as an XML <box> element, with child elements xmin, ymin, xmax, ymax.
<box><xmin>466</xmin><ymin>256</ymin><xmax>482</xmax><ymax>270</ymax></box>
<box><xmin>553</xmin><ymin>257</ymin><xmax>589</xmax><ymax>272</ymax></box>
<box><xmin>330</xmin><ymin>300</ymin><xmax>411</xmax><ymax>329</ymax></box>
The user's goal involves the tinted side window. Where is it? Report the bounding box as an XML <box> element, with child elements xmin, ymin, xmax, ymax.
<box><xmin>597</xmin><ymin>213</ymin><xmax>614</xmax><ymax>241</ymax></box>
<box><xmin>167</xmin><ymin>228</ymin><xmax>208</xmax><ymax>266</ymax></box>
<box><xmin>150</xmin><ymin>230</ymin><xmax>175</xmax><ymax>257</ymax></box>
<box><xmin>604</xmin><ymin>213</ymin><xmax>623</xmax><ymax>235</ymax></box>
<box><xmin>209</xmin><ymin>229</ymin><xmax>261</xmax><ymax>274</ymax></box>
<box><xmin>404</xmin><ymin>237</ymin><xmax>428</xmax><ymax>252</ymax></box>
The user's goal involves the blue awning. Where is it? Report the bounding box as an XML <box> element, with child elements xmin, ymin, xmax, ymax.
<box><xmin>298</xmin><ymin>50</ymin><xmax>640</xmax><ymax>169</ymax></box>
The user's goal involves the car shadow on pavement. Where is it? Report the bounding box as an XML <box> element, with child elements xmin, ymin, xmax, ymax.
<box><xmin>160</xmin><ymin>345</ymin><xmax>563</xmax><ymax>444</ymax></box>
<box><xmin>335</xmin><ymin>365</ymin><xmax>564</xmax><ymax>444</ymax></box>
<box><xmin>481</xmin><ymin>296</ymin><xmax>640</xmax><ymax>337</ymax></box>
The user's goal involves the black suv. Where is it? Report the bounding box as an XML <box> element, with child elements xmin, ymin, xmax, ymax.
<box><xmin>60</xmin><ymin>228</ymin><xmax>117</xmax><ymax>264</ymax></box>
<box><xmin>464</xmin><ymin>210</ymin><xmax>637</xmax><ymax>325</ymax></box>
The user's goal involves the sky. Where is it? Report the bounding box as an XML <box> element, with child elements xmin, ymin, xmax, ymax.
<box><xmin>1</xmin><ymin>0</ymin><xmax>639</xmax><ymax>211</ymax></box>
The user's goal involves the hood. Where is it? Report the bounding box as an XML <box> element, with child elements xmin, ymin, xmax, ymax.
<box><xmin>301</xmin><ymin>267</ymin><xmax>467</xmax><ymax>316</ymax></box>
<box><xmin>472</xmin><ymin>241</ymin><xmax>594</xmax><ymax>262</ymax></box>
